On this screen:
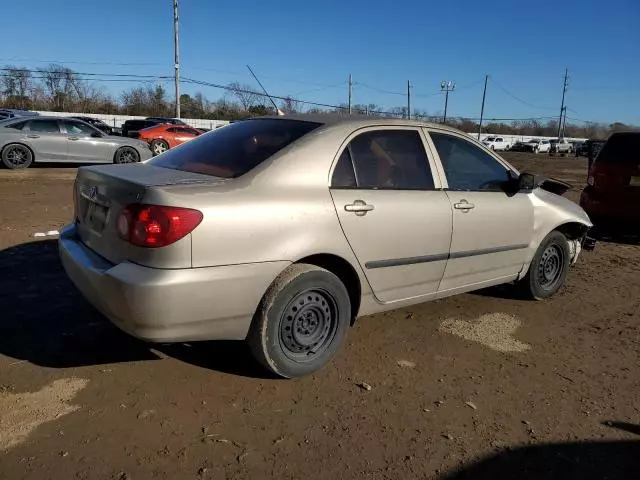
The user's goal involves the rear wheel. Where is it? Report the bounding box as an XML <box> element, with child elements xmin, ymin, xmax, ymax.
<box><xmin>114</xmin><ymin>146</ymin><xmax>140</xmax><ymax>164</ymax></box>
<box><xmin>517</xmin><ymin>231</ymin><xmax>570</xmax><ymax>300</ymax></box>
<box><xmin>1</xmin><ymin>144</ymin><xmax>33</xmax><ymax>169</ymax></box>
<box><xmin>150</xmin><ymin>139</ymin><xmax>170</xmax><ymax>156</ymax></box>
<box><xmin>248</xmin><ymin>264</ymin><xmax>351</xmax><ymax>378</ymax></box>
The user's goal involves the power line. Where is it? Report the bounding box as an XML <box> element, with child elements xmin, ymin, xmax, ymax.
<box><xmin>489</xmin><ymin>77</ymin><xmax>557</xmax><ymax>111</ymax></box>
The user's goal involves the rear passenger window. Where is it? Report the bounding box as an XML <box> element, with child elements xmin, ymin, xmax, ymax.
<box><xmin>27</xmin><ymin>120</ymin><xmax>60</xmax><ymax>133</ymax></box>
<box><xmin>334</xmin><ymin>130</ymin><xmax>434</xmax><ymax>190</ymax></box>
<box><xmin>595</xmin><ymin>133</ymin><xmax>640</xmax><ymax>166</ymax></box>
<box><xmin>6</xmin><ymin>121</ymin><xmax>27</xmax><ymax>130</ymax></box>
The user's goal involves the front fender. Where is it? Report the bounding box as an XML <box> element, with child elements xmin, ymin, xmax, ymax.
<box><xmin>519</xmin><ymin>188</ymin><xmax>592</xmax><ymax>278</ymax></box>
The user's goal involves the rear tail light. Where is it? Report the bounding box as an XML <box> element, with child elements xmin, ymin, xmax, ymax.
<box><xmin>116</xmin><ymin>204</ymin><xmax>203</xmax><ymax>248</ymax></box>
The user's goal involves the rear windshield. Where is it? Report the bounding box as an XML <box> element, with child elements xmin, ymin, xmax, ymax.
<box><xmin>595</xmin><ymin>133</ymin><xmax>640</xmax><ymax>166</ymax></box>
<box><xmin>148</xmin><ymin>118</ymin><xmax>322</xmax><ymax>178</ymax></box>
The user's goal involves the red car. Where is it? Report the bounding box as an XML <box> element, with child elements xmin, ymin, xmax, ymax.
<box><xmin>580</xmin><ymin>131</ymin><xmax>640</xmax><ymax>234</ymax></box>
<box><xmin>137</xmin><ymin>124</ymin><xmax>203</xmax><ymax>155</ymax></box>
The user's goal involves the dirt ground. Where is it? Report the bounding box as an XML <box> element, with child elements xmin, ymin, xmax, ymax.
<box><xmin>0</xmin><ymin>153</ymin><xmax>639</xmax><ymax>480</ymax></box>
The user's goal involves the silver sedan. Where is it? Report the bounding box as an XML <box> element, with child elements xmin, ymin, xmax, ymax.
<box><xmin>59</xmin><ymin>115</ymin><xmax>593</xmax><ymax>378</ymax></box>
<box><xmin>0</xmin><ymin>116</ymin><xmax>151</xmax><ymax>169</ymax></box>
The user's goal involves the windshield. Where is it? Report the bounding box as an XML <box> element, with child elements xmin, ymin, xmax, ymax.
<box><xmin>485</xmin><ymin>137</ymin><xmax>495</xmax><ymax>141</ymax></box>
<box><xmin>148</xmin><ymin>118</ymin><xmax>322</xmax><ymax>178</ymax></box>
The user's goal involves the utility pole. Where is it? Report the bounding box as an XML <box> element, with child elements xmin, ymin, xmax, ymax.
<box><xmin>407</xmin><ymin>80</ymin><xmax>411</xmax><ymax>120</ymax></box>
<box><xmin>557</xmin><ymin>68</ymin><xmax>568</xmax><ymax>138</ymax></box>
<box><xmin>440</xmin><ymin>80</ymin><xmax>455</xmax><ymax>124</ymax></box>
<box><xmin>348</xmin><ymin>74</ymin><xmax>352</xmax><ymax>115</ymax></box>
<box><xmin>561</xmin><ymin>106</ymin><xmax>568</xmax><ymax>137</ymax></box>
<box><xmin>173</xmin><ymin>0</ymin><xmax>181</xmax><ymax>118</ymax></box>
<box><xmin>478</xmin><ymin>75</ymin><xmax>488</xmax><ymax>139</ymax></box>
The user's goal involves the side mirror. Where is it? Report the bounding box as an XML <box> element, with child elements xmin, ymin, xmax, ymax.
<box><xmin>91</xmin><ymin>131</ymin><xmax>103</xmax><ymax>138</ymax></box>
<box><xmin>518</xmin><ymin>172</ymin><xmax>536</xmax><ymax>191</ymax></box>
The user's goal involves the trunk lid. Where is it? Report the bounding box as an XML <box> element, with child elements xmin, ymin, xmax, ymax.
<box><xmin>74</xmin><ymin>164</ymin><xmax>225</xmax><ymax>268</ymax></box>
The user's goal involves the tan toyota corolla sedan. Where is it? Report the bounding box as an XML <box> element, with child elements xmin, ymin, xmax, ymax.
<box><xmin>59</xmin><ymin>115</ymin><xmax>594</xmax><ymax>378</ymax></box>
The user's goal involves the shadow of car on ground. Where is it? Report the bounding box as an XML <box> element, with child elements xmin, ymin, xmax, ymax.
<box><xmin>0</xmin><ymin>239</ymin><xmax>270</xmax><ymax>378</ymax></box>
<box><xmin>440</xmin><ymin>422</ymin><xmax>640</xmax><ymax>480</ymax></box>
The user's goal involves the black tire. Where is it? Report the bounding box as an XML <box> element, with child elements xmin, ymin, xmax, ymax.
<box><xmin>150</xmin><ymin>139</ymin><xmax>170</xmax><ymax>156</ymax></box>
<box><xmin>114</xmin><ymin>146</ymin><xmax>140</xmax><ymax>164</ymax></box>
<box><xmin>1</xmin><ymin>143</ymin><xmax>33</xmax><ymax>169</ymax></box>
<box><xmin>517</xmin><ymin>231</ymin><xmax>570</xmax><ymax>300</ymax></box>
<box><xmin>248</xmin><ymin>263</ymin><xmax>351</xmax><ymax>379</ymax></box>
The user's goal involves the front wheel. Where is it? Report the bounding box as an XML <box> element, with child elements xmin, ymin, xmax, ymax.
<box><xmin>114</xmin><ymin>146</ymin><xmax>140</xmax><ymax>164</ymax></box>
<box><xmin>516</xmin><ymin>231</ymin><xmax>570</xmax><ymax>300</ymax></box>
<box><xmin>1</xmin><ymin>144</ymin><xmax>33</xmax><ymax>169</ymax></box>
<box><xmin>248</xmin><ymin>264</ymin><xmax>351</xmax><ymax>378</ymax></box>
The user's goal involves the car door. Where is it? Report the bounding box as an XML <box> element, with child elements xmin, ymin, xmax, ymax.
<box><xmin>426</xmin><ymin>129</ymin><xmax>533</xmax><ymax>295</ymax></box>
<box><xmin>22</xmin><ymin>119</ymin><xmax>67</xmax><ymax>161</ymax></box>
<box><xmin>61</xmin><ymin>120</ymin><xmax>115</xmax><ymax>163</ymax></box>
<box><xmin>330</xmin><ymin>127</ymin><xmax>453</xmax><ymax>304</ymax></box>
<box><xmin>172</xmin><ymin>127</ymin><xmax>198</xmax><ymax>145</ymax></box>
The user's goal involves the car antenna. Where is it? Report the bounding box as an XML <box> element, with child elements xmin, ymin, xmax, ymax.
<box><xmin>246</xmin><ymin>65</ymin><xmax>285</xmax><ymax>116</ymax></box>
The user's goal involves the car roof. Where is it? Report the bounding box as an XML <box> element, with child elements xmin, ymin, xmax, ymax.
<box><xmin>253</xmin><ymin>113</ymin><xmax>465</xmax><ymax>134</ymax></box>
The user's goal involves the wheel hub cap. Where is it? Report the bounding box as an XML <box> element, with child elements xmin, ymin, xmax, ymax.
<box><xmin>280</xmin><ymin>289</ymin><xmax>337</xmax><ymax>359</ymax></box>
<box><xmin>538</xmin><ymin>245</ymin><xmax>563</xmax><ymax>289</ymax></box>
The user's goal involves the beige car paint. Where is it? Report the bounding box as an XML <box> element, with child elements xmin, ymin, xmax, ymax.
<box><xmin>60</xmin><ymin>116</ymin><xmax>592</xmax><ymax>344</ymax></box>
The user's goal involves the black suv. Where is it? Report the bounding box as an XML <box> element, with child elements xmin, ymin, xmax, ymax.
<box><xmin>69</xmin><ymin>116</ymin><xmax>121</xmax><ymax>136</ymax></box>
<box><xmin>122</xmin><ymin>117</ymin><xmax>189</xmax><ymax>138</ymax></box>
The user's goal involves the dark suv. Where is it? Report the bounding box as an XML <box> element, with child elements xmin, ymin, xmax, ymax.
<box><xmin>121</xmin><ymin>117</ymin><xmax>189</xmax><ymax>138</ymax></box>
<box><xmin>580</xmin><ymin>132</ymin><xmax>640</xmax><ymax>234</ymax></box>
<box><xmin>69</xmin><ymin>116</ymin><xmax>121</xmax><ymax>136</ymax></box>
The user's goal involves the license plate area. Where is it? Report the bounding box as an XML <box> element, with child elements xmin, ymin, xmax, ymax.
<box><xmin>85</xmin><ymin>201</ymin><xmax>109</xmax><ymax>232</ymax></box>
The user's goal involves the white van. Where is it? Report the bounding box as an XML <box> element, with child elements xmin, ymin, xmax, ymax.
<box><xmin>482</xmin><ymin>136</ymin><xmax>511</xmax><ymax>151</ymax></box>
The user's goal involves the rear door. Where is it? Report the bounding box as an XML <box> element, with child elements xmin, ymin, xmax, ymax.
<box><xmin>172</xmin><ymin>127</ymin><xmax>199</xmax><ymax>145</ymax></box>
<box><xmin>23</xmin><ymin>119</ymin><xmax>68</xmax><ymax>161</ymax></box>
<box><xmin>426</xmin><ymin>129</ymin><xmax>533</xmax><ymax>294</ymax></box>
<box><xmin>330</xmin><ymin>127</ymin><xmax>452</xmax><ymax>303</ymax></box>
<box><xmin>61</xmin><ymin>119</ymin><xmax>115</xmax><ymax>163</ymax></box>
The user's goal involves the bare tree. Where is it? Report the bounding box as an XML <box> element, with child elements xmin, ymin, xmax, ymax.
<box><xmin>281</xmin><ymin>95</ymin><xmax>302</xmax><ymax>114</ymax></box>
<box><xmin>1</xmin><ymin>66</ymin><xmax>33</xmax><ymax>108</ymax></box>
<box><xmin>227</xmin><ymin>82</ymin><xmax>261</xmax><ymax>111</ymax></box>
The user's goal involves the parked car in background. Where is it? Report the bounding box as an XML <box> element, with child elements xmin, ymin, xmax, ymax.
<box><xmin>70</xmin><ymin>116</ymin><xmax>122</xmax><ymax>136</ymax></box>
<box><xmin>0</xmin><ymin>109</ymin><xmax>40</xmax><ymax>120</ymax></box>
<box><xmin>509</xmin><ymin>141</ymin><xmax>529</xmax><ymax>152</ymax></box>
<box><xmin>59</xmin><ymin>115</ymin><xmax>593</xmax><ymax>379</ymax></box>
<box><xmin>549</xmin><ymin>138</ymin><xmax>573</xmax><ymax>155</ymax></box>
<box><xmin>576</xmin><ymin>139</ymin><xmax>606</xmax><ymax>162</ymax></box>
<box><xmin>526</xmin><ymin>139</ymin><xmax>551</xmax><ymax>154</ymax></box>
<box><xmin>145</xmin><ymin>117</ymin><xmax>188</xmax><ymax>125</ymax></box>
<box><xmin>482</xmin><ymin>136</ymin><xmax>512</xmax><ymax>151</ymax></box>
<box><xmin>122</xmin><ymin>118</ymin><xmax>193</xmax><ymax>138</ymax></box>
<box><xmin>580</xmin><ymin>131</ymin><xmax>640</xmax><ymax>234</ymax></box>
<box><xmin>137</xmin><ymin>124</ymin><xmax>203</xmax><ymax>155</ymax></box>
<box><xmin>0</xmin><ymin>116</ymin><xmax>151</xmax><ymax>169</ymax></box>
<box><xmin>121</xmin><ymin>119</ymin><xmax>163</xmax><ymax>138</ymax></box>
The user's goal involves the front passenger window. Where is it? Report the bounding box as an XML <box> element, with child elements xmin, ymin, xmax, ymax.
<box><xmin>430</xmin><ymin>132</ymin><xmax>510</xmax><ymax>191</ymax></box>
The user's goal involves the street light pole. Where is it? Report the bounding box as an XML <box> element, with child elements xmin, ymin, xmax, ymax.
<box><xmin>173</xmin><ymin>0</ymin><xmax>181</xmax><ymax>119</ymax></box>
<box><xmin>440</xmin><ymin>80</ymin><xmax>455</xmax><ymax>124</ymax></box>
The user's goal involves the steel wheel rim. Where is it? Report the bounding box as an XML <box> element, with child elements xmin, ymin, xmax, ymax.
<box><xmin>279</xmin><ymin>288</ymin><xmax>339</xmax><ymax>362</ymax></box>
<box><xmin>6</xmin><ymin>146</ymin><xmax>28</xmax><ymax>166</ymax></box>
<box><xmin>537</xmin><ymin>245</ymin><xmax>564</xmax><ymax>290</ymax></box>
<box><xmin>120</xmin><ymin>148</ymin><xmax>137</xmax><ymax>163</ymax></box>
<box><xmin>153</xmin><ymin>142</ymin><xmax>167</xmax><ymax>155</ymax></box>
